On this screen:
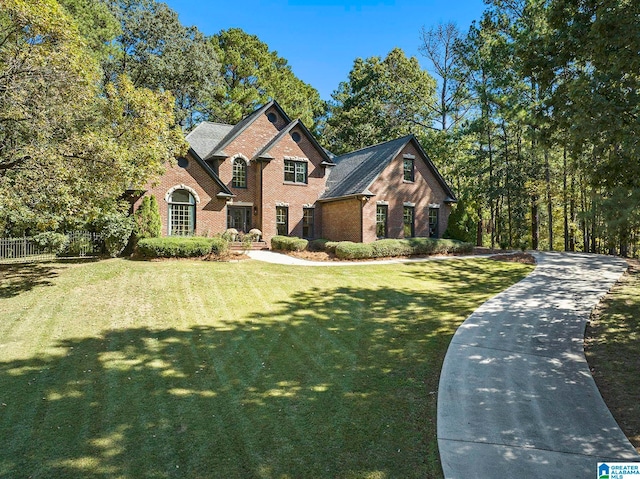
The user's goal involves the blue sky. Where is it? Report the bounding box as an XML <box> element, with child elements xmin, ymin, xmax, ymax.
<box><xmin>163</xmin><ymin>0</ymin><xmax>487</xmax><ymax>101</ymax></box>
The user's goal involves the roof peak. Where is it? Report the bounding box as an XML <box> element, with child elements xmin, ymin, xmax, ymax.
<box><xmin>337</xmin><ymin>134</ymin><xmax>414</xmax><ymax>158</ymax></box>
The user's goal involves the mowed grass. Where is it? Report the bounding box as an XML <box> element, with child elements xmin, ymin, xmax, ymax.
<box><xmin>0</xmin><ymin>257</ymin><xmax>533</xmax><ymax>479</ymax></box>
<box><xmin>586</xmin><ymin>259</ymin><xmax>640</xmax><ymax>453</ymax></box>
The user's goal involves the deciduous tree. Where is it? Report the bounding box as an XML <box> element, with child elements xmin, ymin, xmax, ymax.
<box><xmin>419</xmin><ymin>22</ymin><xmax>470</xmax><ymax>131</ymax></box>
<box><xmin>0</xmin><ymin>0</ymin><xmax>186</xmax><ymax>234</ymax></box>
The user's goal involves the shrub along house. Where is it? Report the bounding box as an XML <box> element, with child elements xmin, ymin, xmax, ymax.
<box><xmin>134</xmin><ymin>101</ymin><xmax>456</xmax><ymax>245</ymax></box>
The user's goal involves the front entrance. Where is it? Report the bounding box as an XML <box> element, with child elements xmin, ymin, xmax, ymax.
<box><xmin>227</xmin><ymin>206</ymin><xmax>252</xmax><ymax>233</ymax></box>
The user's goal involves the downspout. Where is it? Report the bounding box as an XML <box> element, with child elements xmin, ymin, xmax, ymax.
<box><xmin>360</xmin><ymin>196</ymin><xmax>366</xmax><ymax>242</ymax></box>
<box><xmin>258</xmin><ymin>161</ymin><xmax>264</xmax><ymax>232</ymax></box>
<box><xmin>360</xmin><ymin>199</ymin><xmax>364</xmax><ymax>242</ymax></box>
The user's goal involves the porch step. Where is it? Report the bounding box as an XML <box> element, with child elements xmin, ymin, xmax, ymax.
<box><xmin>229</xmin><ymin>241</ymin><xmax>269</xmax><ymax>251</ymax></box>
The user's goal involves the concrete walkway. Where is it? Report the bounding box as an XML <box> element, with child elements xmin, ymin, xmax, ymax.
<box><xmin>438</xmin><ymin>252</ymin><xmax>640</xmax><ymax>478</ymax></box>
<box><xmin>247</xmin><ymin>249</ymin><xmax>485</xmax><ymax>266</ymax></box>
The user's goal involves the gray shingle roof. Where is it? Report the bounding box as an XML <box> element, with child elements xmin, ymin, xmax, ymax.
<box><xmin>184</xmin><ymin>103</ymin><xmax>455</xmax><ymax>205</ymax></box>
<box><xmin>322</xmin><ymin>135</ymin><xmax>457</xmax><ymax>202</ymax></box>
<box><xmin>205</xmin><ymin>101</ymin><xmax>293</xmax><ymax>159</ymax></box>
<box><xmin>323</xmin><ymin>136</ymin><xmax>414</xmax><ymax>199</ymax></box>
<box><xmin>185</xmin><ymin>122</ymin><xmax>233</xmax><ymax>159</ymax></box>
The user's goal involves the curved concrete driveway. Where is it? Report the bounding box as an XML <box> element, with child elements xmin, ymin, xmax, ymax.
<box><xmin>438</xmin><ymin>252</ymin><xmax>640</xmax><ymax>478</ymax></box>
<box><xmin>247</xmin><ymin>249</ymin><xmax>485</xmax><ymax>266</ymax></box>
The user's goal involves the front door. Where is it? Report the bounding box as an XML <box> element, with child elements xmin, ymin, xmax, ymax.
<box><xmin>227</xmin><ymin>206</ymin><xmax>252</xmax><ymax>233</ymax></box>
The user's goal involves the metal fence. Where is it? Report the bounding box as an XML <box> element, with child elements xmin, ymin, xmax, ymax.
<box><xmin>0</xmin><ymin>231</ymin><xmax>100</xmax><ymax>264</ymax></box>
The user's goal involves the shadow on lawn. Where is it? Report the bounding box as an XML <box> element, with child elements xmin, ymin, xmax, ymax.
<box><xmin>0</xmin><ymin>263</ymin><xmax>62</xmax><ymax>299</ymax></box>
<box><xmin>0</xmin><ymin>262</ymin><xmax>531</xmax><ymax>479</ymax></box>
<box><xmin>0</xmin><ymin>259</ymin><xmax>99</xmax><ymax>299</ymax></box>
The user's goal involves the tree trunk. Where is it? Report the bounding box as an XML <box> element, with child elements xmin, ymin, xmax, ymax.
<box><xmin>580</xmin><ymin>178</ymin><xmax>589</xmax><ymax>252</ymax></box>
<box><xmin>590</xmin><ymin>190</ymin><xmax>597</xmax><ymax>253</ymax></box>
<box><xmin>620</xmin><ymin>225</ymin><xmax>629</xmax><ymax>257</ymax></box>
<box><xmin>531</xmin><ymin>195</ymin><xmax>539</xmax><ymax>250</ymax></box>
<box><xmin>530</xmin><ymin>124</ymin><xmax>539</xmax><ymax>251</ymax></box>
<box><xmin>503</xmin><ymin>122</ymin><xmax>513</xmax><ymax>247</ymax></box>
<box><xmin>569</xmin><ymin>171</ymin><xmax>576</xmax><ymax>251</ymax></box>
<box><xmin>488</xmin><ymin>129</ymin><xmax>495</xmax><ymax>250</ymax></box>
<box><xmin>545</xmin><ymin>148</ymin><xmax>553</xmax><ymax>250</ymax></box>
<box><xmin>496</xmin><ymin>193</ymin><xmax>503</xmax><ymax>247</ymax></box>
<box><xmin>476</xmin><ymin>206</ymin><xmax>484</xmax><ymax>247</ymax></box>
<box><xmin>563</xmin><ymin>147</ymin><xmax>569</xmax><ymax>251</ymax></box>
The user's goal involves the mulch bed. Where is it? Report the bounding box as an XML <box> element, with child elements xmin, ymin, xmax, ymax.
<box><xmin>287</xmin><ymin>249</ymin><xmax>537</xmax><ymax>264</ymax></box>
<box><xmin>487</xmin><ymin>252</ymin><xmax>536</xmax><ymax>264</ymax></box>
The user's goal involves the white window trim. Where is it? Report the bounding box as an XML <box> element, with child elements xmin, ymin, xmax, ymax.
<box><xmin>283</xmin><ymin>155</ymin><xmax>309</xmax><ymax>163</ymax></box>
<box><xmin>165</xmin><ymin>184</ymin><xmax>200</xmax><ymax>204</ymax></box>
<box><xmin>429</xmin><ymin>203</ymin><xmax>441</xmax><ymax>209</ymax></box>
<box><xmin>231</xmin><ymin>153</ymin><xmax>250</xmax><ymax>165</ymax></box>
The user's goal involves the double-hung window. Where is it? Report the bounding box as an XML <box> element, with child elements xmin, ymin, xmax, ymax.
<box><xmin>376</xmin><ymin>205</ymin><xmax>388</xmax><ymax>238</ymax></box>
<box><xmin>429</xmin><ymin>207</ymin><xmax>439</xmax><ymax>238</ymax></box>
<box><xmin>403</xmin><ymin>158</ymin><xmax>414</xmax><ymax>182</ymax></box>
<box><xmin>403</xmin><ymin>205</ymin><xmax>415</xmax><ymax>238</ymax></box>
<box><xmin>276</xmin><ymin>206</ymin><xmax>288</xmax><ymax>236</ymax></box>
<box><xmin>284</xmin><ymin>159</ymin><xmax>307</xmax><ymax>184</ymax></box>
<box><xmin>302</xmin><ymin>208</ymin><xmax>314</xmax><ymax>239</ymax></box>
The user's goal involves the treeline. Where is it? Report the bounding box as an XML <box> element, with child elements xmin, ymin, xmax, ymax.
<box><xmin>444</xmin><ymin>0</ymin><xmax>640</xmax><ymax>257</ymax></box>
<box><xmin>2</xmin><ymin>0</ymin><xmax>638</xmax><ymax>256</ymax></box>
<box><xmin>321</xmin><ymin>0</ymin><xmax>640</xmax><ymax>257</ymax></box>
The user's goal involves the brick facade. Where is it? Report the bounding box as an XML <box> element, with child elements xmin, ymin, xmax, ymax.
<box><xmin>135</xmin><ymin>102</ymin><xmax>456</xmax><ymax>247</ymax></box>
<box><xmin>321</xmin><ymin>198</ymin><xmax>363</xmax><ymax>242</ymax></box>
<box><xmin>134</xmin><ymin>154</ymin><xmax>227</xmax><ymax>237</ymax></box>
<box><xmin>362</xmin><ymin>142</ymin><xmax>452</xmax><ymax>243</ymax></box>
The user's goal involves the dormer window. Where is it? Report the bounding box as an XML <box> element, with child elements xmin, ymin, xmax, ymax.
<box><xmin>267</xmin><ymin>112</ymin><xmax>278</xmax><ymax>123</ymax></box>
<box><xmin>291</xmin><ymin>131</ymin><xmax>301</xmax><ymax>143</ymax></box>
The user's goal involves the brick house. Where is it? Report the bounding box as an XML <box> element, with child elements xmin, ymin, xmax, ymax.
<box><xmin>135</xmin><ymin>101</ymin><xmax>456</xmax><ymax>245</ymax></box>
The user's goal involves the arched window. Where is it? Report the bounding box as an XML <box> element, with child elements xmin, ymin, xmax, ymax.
<box><xmin>232</xmin><ymin>158</ymin><xmax>247</xmax><ymax>188</ymax></box>
<box><xmin>168</xmin><ymin>189</ymin><xmax>195</xmax><ymax>236</ymax></box>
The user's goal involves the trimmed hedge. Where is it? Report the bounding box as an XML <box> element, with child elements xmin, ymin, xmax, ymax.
<box><xmin>271</xmin><ymin>235</ymin><xmax>308</xmax><ymax>252</ymax></box>
<box><xmin>324</xmin><ymin>241</ymin><xmax>340</xmax><ymax>254</ymax></box>
<box><xmin>334</xmin><ymin>238</ymin><xmax>473</xmax><ymax>260</ymax></box>
<box><xmin>308</xmin><ymin>238</ymin><xmax>329</xmax><ymax>252</ymax></box>
<box><xmin>136</xmin><ymin>237</ymin><xmax>228</xmax><ymax>258</ymax></box>
<box><xmin>334</xmin><ymin>242</ymin><xmax>372</xmax><ymax>260</ymax></box>
<box><xmin>371</xmin><ymin>238</ymin><xmax>413</xmax><ymax>257</ymax></box>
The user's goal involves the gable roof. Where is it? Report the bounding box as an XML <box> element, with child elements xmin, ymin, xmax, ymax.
<box><xmin>252</xmin><ymin>119</ymin><xmax>335</xmax><ymax>165</ymax></box>
<box><xmin>186</xmin><ymin>122</ymin><xmax>234</xmax><ymax>159</ymax></box>
<box><xmin>187</xmin><ymin>148</ymin><xmax>234</xmax><ymax>198</ymax></box>
<box><xmin>322</xmin><ymin>135</ymin><xmax>457</xmax><ymax>202</ymax></box>
<box><xmin>204</xmin><ymin>101</ymin><xmax>292</xmax><ymax>160</ymax></box>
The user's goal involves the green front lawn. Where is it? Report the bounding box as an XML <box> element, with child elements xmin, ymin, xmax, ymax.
<box><xmin>0</xmin><ymin>258</ymin><xmax>532</xmax><ymax>479</ymax></box>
